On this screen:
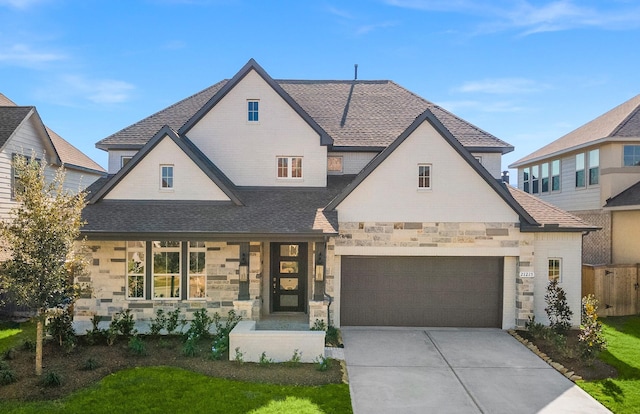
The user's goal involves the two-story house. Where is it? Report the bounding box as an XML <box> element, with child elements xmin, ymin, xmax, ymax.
<box><xmin>0</xmin><ymin>93</ymin><xmax>106</xmax><ymax>220</ymax></box>
<box><xmin>76</xmin><ymin>59</ymin><xmax>595</xmax><ymax>331</ymax></box>
<box><xmin>509</xmin><ymin>94</ymin><xmax>640</xmax><ymax>265</ymax></box>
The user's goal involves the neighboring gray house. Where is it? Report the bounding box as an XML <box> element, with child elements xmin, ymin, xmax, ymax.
<box><xmin>76</xmin><ymin>59</ymin><xmax>594</xmax><ymax>330</ymax></box>
<box><xmin>509</xmin><ymin>94</ymin><xmax>640</xmax><ymax>265</ymax></box>
<box><xmin>0</xmin><ymin>93</ymin><xmax>106</xmax><ymax>220</ymax></box>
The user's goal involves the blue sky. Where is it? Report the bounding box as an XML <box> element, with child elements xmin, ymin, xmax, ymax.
<box><xmin>1</xmin><ymin>0</ymin><xmax>639</xmax><ymax>176</ymax></box>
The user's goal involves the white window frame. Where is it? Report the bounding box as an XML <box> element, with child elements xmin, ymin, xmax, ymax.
<box><xmin>588</xmin><ymin>149</ymin><xmax>599</xmax><ymax>186</ymax></box>
<box><xmin>152</xmin><ymin>241</ymin><xmax>181</xmax><ymax>299</ymax></box>
<box><xmin>576</xmin><ymin>153</ymin><xmax>586</xmax><ymax>188</ymax></box>
<box><xmin>418</xmin><ymin>164</ymin><xmax>432</xmax><ymax>189</ymax></box>
<box><xmin>126</xmin><ymin>241</ymin><xmax>146</xmax><ymax>299</ymax></box>
<box><xmin>188</xmin><ymin>242</ymin><xmax>206</xmax><ymax>299</ymax></box>
<box><xmin>160</xmin><ymin>164</ymin><xmax>174</xmax><ymax>190</ymax></box>
<box><xmin>623</xmin><ymin>145</ymin><xmax>640</xmax><ymax>167</ymax></box>
<box><xmin>551</xmin><ymin>160</ymin><xmax>561</xmax><ymax>192</ymax></box>
<box><xmin>548</xmin><ymin>258</ymin><xmax>562</xmax><ymax>282</ymax></box>
<box><xmin>523</xmin><ymin>167</ymin><xmax>530</xmax><ymax>193</ymax></box>
<box><xmin>276</xmin><ymin>156</ymin><xmax>303</xmax><ymax>179</ymax></box>
<box><xmin>247</xmin><ymin>99</ymin><xmax>259</xmax><ymax>123</ymax></box>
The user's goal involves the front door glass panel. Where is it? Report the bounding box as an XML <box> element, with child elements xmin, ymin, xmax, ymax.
<box><xmin>272</xmin><ymin>242</ymin><xmax>306</xmax><ymax>312</ymax></box>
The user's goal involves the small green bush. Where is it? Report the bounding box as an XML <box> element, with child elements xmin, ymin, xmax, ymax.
<box><xmin>182</xmin><ymin>337</ymin><xmax>197</xmax><ymax>357</ymax></box>
<box><xmin>47</xmin><ymin>308</ymin><xmax>76</xmax><ymax>352</ymax></box>
<box><xmin>310</xmin><ymin>319</ymin><xmax>326</xmax><ymax>331</ymax></box>
<box><xmin>0</xmin><ymin>368</ymin><xmax>17</xmax><ymax>385</ymax></box>
<box><xmin>40</xmin><ymin>371</ymin><xmax>62</xmax><ymax>387</ymax></box>
<box><xmin>525</xmin><ymin>315</ymin><xmax>548</xmax><ymax>339</ymax></box>
<box><xmin>22</xmin><ymin>339</ymin><xmax>36</xmax><ymax>352</ymax></box>
<box><xmin>85</xmin><ymin>314</ymin><xmax>106</xmax><ymax>345</ymax></box>
<box><xmin>579</xmin><ymin>294</ymin><xmax>607</xmax><ymax>364</ymax></box>
<box><xmin>111</xmin><ymin>309</ymin><xmax>136</xmax><ymax>337</ymax></box>
<box><xmin>544</xmin><ymin>280</ymin><xmax>573</xmax><ymax>335</ymax></box>
<box><xmin>259</xmin><ymin>351</ymin><xmax>273</xmax><ymax>367</ymax></box>
<box><xmin>129</xmin><ymin>335</ymin><xmax>147</xmax><ymax>356</ymax></box>
<box><xmin>81</xmin><ymin>357</ymin><xmax>100</xmax><ymax>371</ymax></box>
<box><xmin>149</xmin><ymin>309</ymin><xmax>166</xmax><ymax>336</ymax></box>
<box><xmin>209</xmin><ymin>336</ymin><xmax>228</xmax><ymax>360</ymax></box>
<box><xmin>234</xmin><ymin>347</ymin><xmax>244</xmax><ymax>364</ymax></box>
<box><xmin>285</xmin><ymin>349</ymin><xmax>302</xmax><ymax>367</ymax></box>
<box><xmin>314</xmin><ymin>355</ymin><xmax>330</xmax><ymax>372</ymax></box>
<box><xmin>166</xmin><ymin>308</ymin><xmax>181</xmax><ymax>335</ymax></box>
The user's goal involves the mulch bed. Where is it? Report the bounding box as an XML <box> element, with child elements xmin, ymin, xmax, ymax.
<box><xmin>0</xmin><ymin>336</ymin><xmax>344</xmax><ymax>402</ymax></box>
<box><xmin>517</xmin><ymin>329</ymin><xmax>617</xmax><ymax>381</ymax></box>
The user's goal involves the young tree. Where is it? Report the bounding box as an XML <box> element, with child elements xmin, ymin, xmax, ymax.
<box><xmin>0</xmin><ymin>154</ymin><xmax>86</xmax><ymax>375</ymax></box>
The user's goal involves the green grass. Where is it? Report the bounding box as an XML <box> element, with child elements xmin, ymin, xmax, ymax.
<box><xmin>0</xmin><ymin>320</ymin><xmax>36</xmax><ymax>353</ymax></box>
<box><xmin>578</xmin><ymin>316</ymin><xmax>640</xmax><ymax>414</ymax></box>
<box><xmin>0</xmin><ymin>366</ymin><xmax>352</xmax><ymax>414</ymax></box>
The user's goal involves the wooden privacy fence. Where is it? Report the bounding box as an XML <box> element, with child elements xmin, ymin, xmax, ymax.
<box><xmin>582</xmin><ymin>264</ymin><xmax>640</xmax><ymax>317</ymax></box>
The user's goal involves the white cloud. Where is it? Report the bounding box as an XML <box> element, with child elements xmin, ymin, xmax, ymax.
<box><xmin>65</xmin><ymin>76</ymin><xmax>135</xmax><ymax>104</ymax></box>
<box><xmin>355</xmin><ymin>21</ymin><xmax>397</xmax><ymax>35</ymax></box>
<box><xmin>0</xmin><ymin>43</ymin><xmax>65</xmax><ymax>67</ymax></box>
<box><xmin>37</xmin><ymin>75</ymin><xmax>135</xmax><ymax>106</ymax></box>
<box><xmin>455</xmin><ymin>78</ymin><xmax>547</xmax><ymax>94</ymax></box>
<box><xmin>325</xmin><ymin>5</ymin><xmax>354</xmax><ymax>19</ymax></box>
<box><xmin>384</xmin><ymin>0</ymin><xmax>640</xmax><ymax>35</ymax></box>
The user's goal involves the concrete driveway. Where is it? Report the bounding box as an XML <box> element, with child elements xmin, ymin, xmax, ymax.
<box><xmin>342</xmin><ymin>328</ymin><xmax>611</xmax><ymax>414</ymax></box>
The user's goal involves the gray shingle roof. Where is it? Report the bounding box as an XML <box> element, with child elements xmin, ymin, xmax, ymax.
<box><xmin>96</xmin><ymin>77</ymin><xmax>513</xmax><ymax>152</ymax></box>
<box><xmin>507</xmin><ymin>185</ymin><xmax>599</xmax><ymax>231</ymax></box>
<box><xmin>81</xmin><ymin>175</ymin><xmax>352</xmax><ymax>237</ymax></box>
<box><xmin>1</xmin><ymin>93</ymin><xmax>105</xmax><ymax>173</ymax></box>
<box><xmin>510</xmin><ymin>93</ymin><xmax>640</xmax><ymax>168</ymax></box>
<box><xmin>0</xmin><ymin>106</ymin><xmax>32</xmax><ymax>148</ymax></box>
<box><xmin>604</xmin><ymin>180</ymin><xmax>640</xmax><ymax>208</ymax></box>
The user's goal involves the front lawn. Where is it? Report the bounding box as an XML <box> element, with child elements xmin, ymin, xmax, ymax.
<box><xmin>0</xmin><ymin>366</ymin><xmax>351</xmax><ymax>413</ymax></box>
<box><xmin>578</xmin><ymin>316</ymin><xmax>640</xmax><ymax>414</ymax></box>
<box><xmin>0</xmin><ymin>320</ymin><xmax>36</xmax><ymax>353</ymax></box>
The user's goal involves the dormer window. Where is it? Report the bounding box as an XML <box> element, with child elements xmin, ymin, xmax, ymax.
<box><xmin>277</xmin><ymin>156</ymin><xmax>303</xmax><ymax>179</ymax></box>
<box><xmin>161</xmin><ymin>165</ymin><xmax>174</xmax><ymax>189</ymax></box>
<box><xmin>248</xmin><ymin>100</ymin><xmax>259</xmax><ymax>122</ymax></box>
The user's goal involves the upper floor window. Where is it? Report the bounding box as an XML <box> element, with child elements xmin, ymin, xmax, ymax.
<box><xmin>575</xmin><ymin>153</ymin><xmax>585</xmax><ymax>188</ymax></box>
<box><xmin>247</xmin><ymin>100</ymin><xmax>259</xmax><ymax>122</ymax></box>
<box><xmin>418</xmin><ymin>164</ymin><xmax>431</xmax><ymax>189</ymax></box>
<box><xmin>523</xmin><ymin>167</ymin><xmax>530</xmax><ymax>193</ymax></box>
<box><xmin>531</xmin><ymin>165</ymin><xmax>539</xmax><ymax>194</ymax></box>
<box><xmin>161</xmin><ymin>165</ymin><xmax>174</xmax><ymax>189</ymax></box>
<box><xmin>551</xmin><ymin>160</ymin><xmax>560</xmax><ymax>191</ymax></box>
<box><xmin>623</xmin><ymin>145</ymin><xmax>640</xmax><ymax>166</ymax></box>
<box><xmin>277</xmin><ymin>156</ymin><xmax>303</xmax><ymax>179</ymax></box>
<box><xmin>541</xmin><ymin>163</ymin><xmax>549</xmax><ymax>193</ymax></box>
<box><xmin>589</xmin><ymin>149</ymin><xmax>599</xmax><ymax>185</ymax></box>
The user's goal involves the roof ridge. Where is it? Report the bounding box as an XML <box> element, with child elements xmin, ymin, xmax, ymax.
<box><xmin>276</xmin><ymin>79</ymin><xmax>391</xmax><ymax>85</ymax></box>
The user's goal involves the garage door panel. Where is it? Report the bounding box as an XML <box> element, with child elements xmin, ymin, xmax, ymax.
<box><xmin>341</xmin><ymin>256</ymin><xmax>503</xmax><ymax>327</ymax></box>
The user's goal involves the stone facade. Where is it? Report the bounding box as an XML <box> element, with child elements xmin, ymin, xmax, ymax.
<box><xmin>75</xmin><ymin>241</ymin><xmax>264</xmax><ymax>324</ymax></box>
<box><xmin>334</xmin><ymin>221</ymin><xmax>520</xmax><ymax>249</ymax></box>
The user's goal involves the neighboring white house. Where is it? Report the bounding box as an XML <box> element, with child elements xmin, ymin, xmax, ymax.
<box><xmin>77</xmin><ymin>59</ymin><xmax>595</xmax><ymax>330</ymax></box>
<box><xmin>509</xmin><ymin>94</ymin><xmax>640</xmax><ymax>265</ymax></box>
<box><xmin>0</xmin><ymin>93</ymin><xmax>106</xmax><ymax>220</ymax></box>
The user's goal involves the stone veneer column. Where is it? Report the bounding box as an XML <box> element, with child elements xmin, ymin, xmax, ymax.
<box><xmin>308</xmin><ymin>300</ymin><xmax>330</xmax><ymax>329</ymax></box>
<box><xmin>516</xmin><ymin>233</ymin><xmax>536</xmax><ymax>328</ymax></box>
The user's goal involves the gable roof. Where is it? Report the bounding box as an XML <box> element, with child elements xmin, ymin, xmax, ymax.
<box><xmin>95</xmin><ymin>60</ymin><xmax>513</xmax><ymax>153</ymax></box>
<box><xmin>507</xmin><ymin>186</ymin><xmax>600</xmax><ymax>231</ymax></box>
<box><xmin>88</xmin><ymin>125</ymin><xmax>242</xmax><ymax>205</ymax></box>
<box><xmin>604</xmin><ymin>180</ymin><xmax>640</xmax><ymax>209</ymax></box>
<box><xmin>0</xmin><ymin>93</ymin><xmax>105</xmax><ymax>174</ymax></box>
<box><xmin>179</xmin><ymin>59</ymin><xmax>332</xmax><ymax>145</ymax></box>
<box><xmin>510</xmin><ymin>93</ymin><xmax>640</xmax><ymax>168</ymax></box>
<box><xmin>325</xmin><ymin>109</ymin><xmax>538</xmax><ymax>226</ymax></box>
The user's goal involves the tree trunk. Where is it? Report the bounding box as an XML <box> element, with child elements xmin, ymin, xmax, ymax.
<box><xmin>36</xmin><ymin>316</ymin><xmax>43</xmax><ymax>376</ymax></box>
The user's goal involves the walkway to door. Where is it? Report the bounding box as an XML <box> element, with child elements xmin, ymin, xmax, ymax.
<box><xmin>342</xmin><ymin>328</ymin><xmax>610</xmax><ymax>414</ymax></box>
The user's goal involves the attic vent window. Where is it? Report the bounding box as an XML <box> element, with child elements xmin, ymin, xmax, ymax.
<box><xmin>160</xmin><ymin>165</ymin><xmax>174</xmax><ymax>189</ymax></box>
<box><xmin>248</xmin><ymin>100</ymin><xmax>259</xmax><ymax>122</ymax></box>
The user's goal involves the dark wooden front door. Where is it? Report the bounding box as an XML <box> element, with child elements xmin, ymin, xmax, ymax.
<box><xmin>271</xmin><ymin>242</ymin><xmax>307</xmax><ymax>312</ymax></box>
